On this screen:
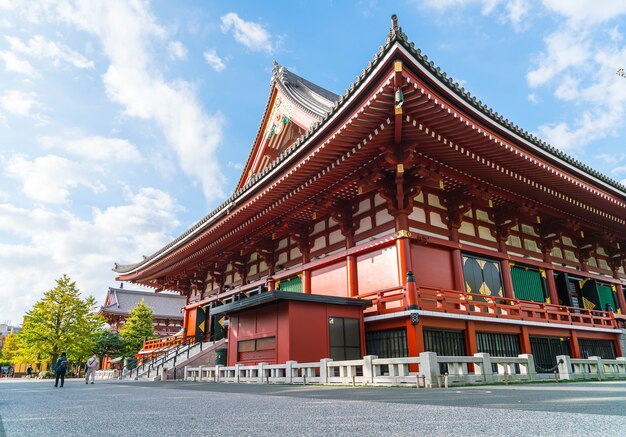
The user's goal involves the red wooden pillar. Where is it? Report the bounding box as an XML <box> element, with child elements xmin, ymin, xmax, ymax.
<box><xmin>570</xmin><ymin>330</ymin><xmax>581</xmax><ymax>358</ymax></box>
<box><xmin>395</xmin><ymin>235</ymin><xmax>412</xmax><ymax>287</ymax></box>
<box><xmin>500</xmin><ymin>259</ymin><xmax>515</xmax><ymax>299</ymax></box>
<box><xmin>346</xmin><ymin>255</ymin><xmax>358</xmax><ymax>297</ymax></box>
<box><xmin>544</xmin><ymin>268</ymin><xmax>560</xmax><ymax>305</ymax></box>
<box><xmin>267</xmin><ymin>277</ymin><xmax>276</xmax><ymax>291</ymax></box>
<box><xmin>497</xmin><ymin>240</ymin><xmax>514</xmax><ymax>299</ymax></box>
<box><xmin>520</xmin><ymin>326</ymin><xmax>532</xmax><ymax>354</ymax></box>
<box><xmin>449</xmin><ymin>228</ymin><xmax>465</xmax><ymax>292</ymax></box>
<box><xmin>406</xmin><ymin>319</ymin><xmax>424</xmax><ymax>357</ymax></box>
<box><xmin>302</xmin><ymin>270</ymin><xmax>311</xmax><ymax>294</ymax></box>
<box><xmin>466</xmin><ymin>321</ymin><xmax>478</xmax><ymax>355</ymax></box>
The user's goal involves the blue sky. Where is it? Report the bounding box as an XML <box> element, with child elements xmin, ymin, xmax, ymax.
<box><xmin>1</xmin><ymin>0</ymin><xmax>626</xmax><ymax>324</ymax></box>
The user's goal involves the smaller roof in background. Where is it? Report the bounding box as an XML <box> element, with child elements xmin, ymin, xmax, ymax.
<box><xmin>100</xmin><ymin>287</ymin><xmax>185</xmax><ymax>319</ymax></box>
<box><xmin>210</xmin><ymin>290</ymin><xmax>372</xmax><ymax>317</ymax></box>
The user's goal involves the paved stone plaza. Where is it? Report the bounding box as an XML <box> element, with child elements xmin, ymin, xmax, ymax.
<box><xmin>2</xmin><ymin>379</ymin><xmax>626</xmax><ymax>436</ymax></box>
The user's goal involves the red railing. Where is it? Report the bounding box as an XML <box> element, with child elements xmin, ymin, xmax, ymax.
<box><xmin>357</xmin><ymin>286</ymin><xmax>617</xmax><ymax>329</ymax></box>
<box><xmin>141</xmin><ymin>333</ymin><xmax>185</xmax><ymax>353</ymax></box>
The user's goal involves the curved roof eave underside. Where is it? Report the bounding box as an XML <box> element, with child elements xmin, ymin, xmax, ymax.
<box><xmin>114</xmin><ymin>19</ymin><xmax>626</xmax><ymax>278</ymax></box>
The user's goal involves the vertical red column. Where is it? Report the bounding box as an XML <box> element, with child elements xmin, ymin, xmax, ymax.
<box><xmin>346</xmin><ymin>255</ymin><xmax>358</xmax><ymax>297</ymax></box>
<box><xmin>395</xmin><ymin>235</ymin><xmax>412</xmax><ymax>287</ymax></box>
<box><xmin>500</xmin><ymin>259</ymin><xmax>515</xmax><ymax>299</ymax></box>
<box><xmin>520</xmin><ymin>326</ymin><xmax>532</xmax><ymax>354</ymax></box>
<box><xmin>302</xmin><ymin>270</ymin><xmax>311</xmax><ymax>294</ymax></box>
<box><xmin>466</xmin><ymin>321</ymin><xmax>478</xmax><ymax>355</ymax></box>
<box><xmin>449</xmin><ymin>228</ymin><xmax>465</xmax><ymax>292</ymax></box>
<box><xmin>544</xmin><ymin>268</ymin><xmax>560</xmax><ymax>305</ymax></box>
<box><xmin>570</xmin><ymin>330</ymin><xmax>581</xmax><ymax>358</ymax></box>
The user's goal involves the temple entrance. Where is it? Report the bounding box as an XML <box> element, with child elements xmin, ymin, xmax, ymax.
<box><xmin>194</xmin><ymin>306</ymin><xmax>206</xmax><ymax>343</ymax></box>
<box><xmin>209</xmin><ymin>302</ymin><xmax>226</xmax><ymax>342</ymax></box>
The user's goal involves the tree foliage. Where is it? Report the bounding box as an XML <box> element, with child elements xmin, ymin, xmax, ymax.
<box><xmin>1</xmin><ymin>332</ymin><xmax>20</xmax><ymax>362</ymax></box>
<box><xmin>18</xmin><ymin>275</ymin><xmax>104</xmax><ymax>366</ymax></box>
<box><xmin>92</xmin><ymin>329</ymin><xmax>123</xmax><ymax>362</ymax></box>
<box><xmin>120</xmin><ymin>300</ymin><xmax>155</xmax><ymax>356</ymax></box>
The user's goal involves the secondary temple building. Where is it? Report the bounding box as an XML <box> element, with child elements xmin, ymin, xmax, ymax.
<box><xmin>114</xmin><ymin>17</ymin><xmax>626</xmax><ymax>371</ymax></box>
<box><xmin>100</xmin><ymin>287</ymin><xmax>185</xmax><ymax>337</ymax></box>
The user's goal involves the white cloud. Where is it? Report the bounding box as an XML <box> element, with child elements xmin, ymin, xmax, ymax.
<box><xmin>0</xmin><ymin>50</ymin><xmax>35</xmax><ymax>75</ymax></box>
<box><xmin>609</xmin><ymin>26</ymin><xmax>623</xmax><ymax>42</ymax></box>
<box><xmin>204</xmin><ymin>49</ymin><xmax>226</xmax><ymax>72</ymax></box>
<box><xmin>527</xmin><ymin>93</ymin><xmax>540</xmax><ymax>103</ymax></box>
<box><xmin>0</xmin><ymin>90</ymin><xmax>48</xmax><ymax>124</ymax></box>
<box><xmin>5</xmin><ymin>154</ymin><xmax>106</xmax><ymax>203</ymax></box>
<box><xmin>541</xmin><ymin>0</ymin><xmax>626</xmax><ymax>26</ymax></box>
<box><xmin>5</xmin><ymin>34</ymin><xmax>94</xmax><ymax>69</ymax></box>
<box><xmin>505</xmin><ymin>0</ymin><xmax>528</xmax><ymax>29</ymax></box>
<box><xmin>0</xmin><ymin>187</ymin><xmax>182</xmax><ymax>323</ymax></box>
<box><xmin>553</xmin><ymin>75</ymin><xmax>580</xmax><ymax>101</ymax></box>
<box><xmin>220</xmin><ymin>12</ymin><xmax>274</xmax><ymax>54</ymax></box>
<box><xmin>227</xmin><ymin>160</ymin><xmax>243</xmax><ymax>170</ymax></box>
<box><xmin>40</xmin><ymin>135</ymin><xmax>142</xmax><ymax>162</ymax></box>
<box><xmin>526</xmin><ymin>29</ymin><xmax>590</xmax><ymax>87</ymax></box>
<box><xmin>595</xmin><ymin>153</ymin><xmax>625</xmax><ymax>165</ymax></box>
<box><xmin>529</xmin><ymin>4</ymin><xmax>626</xmax><ymax>150</ymax></box>
<box><xmin>46</xmin><ymin>0</ymin><xmax>226</xmax><ymax>201</ymax></box>
<box><xmin>0</xmin><ymin>90</ymin><xmax>38</xmax><ymax>116</ymax></box>
<box><xmin>612</xmin><ymin>165</ymin><xmax>626</xmax><ymax>174</ymax></box>
<box><xmin>168</xmin><ymin>41</ymin><xmax>187</xmax><ymax>60</ymax></box>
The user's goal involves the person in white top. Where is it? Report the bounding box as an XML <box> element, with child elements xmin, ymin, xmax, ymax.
<box><xmin>85</xmin><ymin>354</ymin><xmax>99</xmax><ymax>384</ymax></box>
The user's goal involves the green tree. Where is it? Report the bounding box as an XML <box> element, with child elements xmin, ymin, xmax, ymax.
<box><xmin>120</xmin><ymin>300</ymin><xmax>155</xmax><ymax>356</ymax></box>
<box><xmin>92</xmin><ymin>329</ymin><xmax>123</xmax><ymax>363</ymax></box>
<box><xmin>1</xmin><ymin>332</ymin><xmax>20</xmax><ymax>362</ymax></box>
<box><xmin>18</xmin><ymin>275</ymin><xmax>104</xmax><ymax>367</ymax></box>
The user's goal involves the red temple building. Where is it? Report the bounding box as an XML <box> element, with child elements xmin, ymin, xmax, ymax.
<box><xmin>115</xmin><ymin>16</ymin><xmax>626</xmax><ymax>371</ymax></box>
<box><xmin>100</xmin><ymin>287</ymin><xmax>185</xmax><ymax>337</ymax></box>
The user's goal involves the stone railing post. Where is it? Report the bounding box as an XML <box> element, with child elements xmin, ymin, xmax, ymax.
<box><xmin>235</xmin><ymin>364</ymin><xmax>242</xmax><ymax>383</ymax></box>
<box><xmin>473</xmin><ymin>353</ymin><xmax>493</xmax><ymax>383</ymax></box>
<box><xmin>518</xmin><ymin>354</ymin><xmax>537</xmax><ymax>380</ymax></box>
<box><xmin>419</xmin><ymin>352</ymin><xmax>439</xmax><ymax>388</ymax></box>
<box><xmin>285</xmin><ymin>361</ymin><xmax>296</xmax><ymax>384</ymax></box>
<box><xmin>362</xmin><ymin>355</ymin><xmax>377</xmax><ymax>384</ymax></box>
<box><xmin>183</xmin><ymin>366</ymin><xmax>189</xmax><ymax>381</ymax></box>
<box><xmin>557</xmin><ymin>355</ymin><xmax>573</xmax><ymax>380</ymax></box>
<box><xmin>257</xmin><ymin>362</ymin><xmax>267</xmax><ymax>384</ymax></box>
<box><xmin>588</xmin><ymin>356</ymin><xmax>605</xmax><ymax>380</ymax></box>
<box><xmin>320</xmin><ymin>358</ymin><xmax>333</xmax><ymax>384</ymax></box>
<box><xmin>617</xmin><ymin>357</ymin><xmax>626</xmax><ymax>376</ymax></box>
<box><xmin>198</xmin><ymin>365</ymin><xmax>204</xmax><ymax>382</ymax></box>
<box><xmin>215</xmin><ymin>365</ymin><xmax>222</xmax><ymax>383</ymax></box>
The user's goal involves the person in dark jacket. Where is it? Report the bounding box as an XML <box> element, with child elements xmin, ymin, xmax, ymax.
<box><xmin>54</xmin><ymin>352</ymin><xmax>69</xmax><ymax>388</ymax></box>
<box><xmin>26</xmin><ymin>365</ymin><xmax>33</xmax><ymax>378</ymax></box>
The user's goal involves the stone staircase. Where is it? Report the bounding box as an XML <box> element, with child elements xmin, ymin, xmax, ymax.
<box><xmin>122</xmin><ymin>340</ymin><xmax>212</xmax><ymax>381</ymax></box>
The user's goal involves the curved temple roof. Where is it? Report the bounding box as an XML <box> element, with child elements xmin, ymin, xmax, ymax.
<box><xmin>273</xmin><ymin>63</ymin><xmax>339</xmax><ymax>117</ymax></box>
<box><xmin>114</xmin><ymin>15</ymin><xmax>626</xmax><ymax>277</ymax></box>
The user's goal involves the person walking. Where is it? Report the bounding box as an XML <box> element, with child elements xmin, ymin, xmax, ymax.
<box><xmin>26</xmin><ymin>365</ymin><xmax>33</xmax><ymax>379</ymax></box>
<box><xmin>54</xmin><ymin>352</ymin><xmax>69</xmax><ymax>388</ymax></box>
<box><xmin>85</xmin><ymin>354</ymin><xmax>98</xmax><ymax>384</ymax></box>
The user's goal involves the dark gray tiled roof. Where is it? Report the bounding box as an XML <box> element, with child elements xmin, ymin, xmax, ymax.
<box><xmin>100</xmin><ymin>288</ymin><xmax>184</xmax><ymax>319</ymax></box>
<box><xmin>114</xmin><ymin>15</ymin><xmax>626</xmax><ymax>277</ymax></box>
<box><xmin>273</xmin><ymin>62</ymin><xmax>338</xmax><ymax>117</ymax></box>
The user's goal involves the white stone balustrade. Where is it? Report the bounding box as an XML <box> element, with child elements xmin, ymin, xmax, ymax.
<box><xmin>183</xmin><ymin>353</ymin><xmax>626</xmax><ymax>387</ymax></box>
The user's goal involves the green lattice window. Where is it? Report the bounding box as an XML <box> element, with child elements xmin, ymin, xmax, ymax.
<box><xmin>511</xmin><ymin>266</ymin><xmax>545</xmax><ymax>302</ymax></box>
<box><xmin>277</xmin><ymin>275</ymin><xmax>302</xmax><ymax>293</ymax></box>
